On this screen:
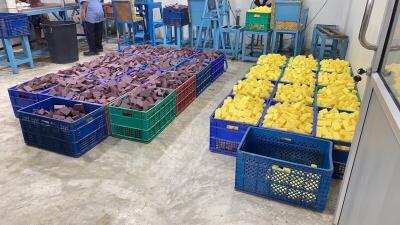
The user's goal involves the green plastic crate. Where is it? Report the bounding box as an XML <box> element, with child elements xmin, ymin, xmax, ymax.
<box><xmin>111</xmin><ymin>107</ymin><xmax>176</xmax><ymax>143</ymax></box>
<box><xmin>245</xmin><ymin>12</ymin><xmax>271</xmax><ymax>32</ymax></box>
<box><xmin>109</xmin><ymin>90</ymin><xmax>176</xmax><ymax>130</ymax></box>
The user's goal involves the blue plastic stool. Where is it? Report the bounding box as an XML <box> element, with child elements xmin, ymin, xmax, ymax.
<box><xmin>272</xmin><ymin>0</ymin><xmax>309</xmax><ymax>55</ymax></box>
<box><xmin>0</xmin><ymin>36</ymin><xmax>34</xmax><ymax>74</ymax></box>
<box><xmin>163</xmin><ymin>24</ymin><xmax>192</xmax><ymax>48</ymax></box>
<box><xmin>311</xmin><ymin>24</ymin><xmax>349</xmax><ymax>60</ymax></box>
<box><xmin>241</xmin><ymin>30</ymin><xmax>271</xmax><ymax>62</ymax></box>
<box><xmin>151</xmin><ymin>4</ymin><xmax>164</xmax><ymax>45</ymax></box>
<box><xmin>220</xmin><ymin>25</ymin><xmax>243</xmax><ymax>59</ymax></box>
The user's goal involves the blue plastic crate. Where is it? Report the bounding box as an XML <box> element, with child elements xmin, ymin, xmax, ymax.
<box><xmin>211</xmin><ymin>54</ymin><xmax>225</xmax><ymax>80</ymax></box>
<box><xmin>209</xmin><ymin>96</ymin><xmax>266</xmax><ymax>156</ymax></box>
<box><xmin>8</xmin><ymin>82</ymin><xmax>53</xmax><ymax>118</ymax></box>
<box><xmin>19</xmin><ymin>97</ymin><xmax>106</xmax><ymax>144</ymax></box>
<box><xmin>235</xmin><ymin>127</ymin><xmax>333</xmax><ymax>211</ymax></box>
<box><xmin>211</xmin><ymin>62</ymin><xmax>225</xmax><ymax>81</ymax></box>
<box><xmin>163</xmin><ymin>6</ymin><xmax>190</xmax><ymax>26</ymax></box>
<box><xmin>0</xmin><ymin>13</ymin><xmax>30</xmax><ymax>38</ymax></box>
<box><xmin>332</xmin><ymin>148</ymin><xmax>349</xmax><ymax>179</ymax></box>
<box><xmin>196</xmin><ymin>63</ymin><xmax>212</xmax><ymax>96</ymax></box>
<box><xmin>22</xmin><ymin>124</ymin><xmax>107</xmax><ymax>157</ymax></box>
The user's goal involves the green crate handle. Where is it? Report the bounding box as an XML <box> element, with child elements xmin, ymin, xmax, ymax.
<box><xmin>122</xmin><ymin>112</ymin><xmax>132</xmax><ymax>117</ymax></box>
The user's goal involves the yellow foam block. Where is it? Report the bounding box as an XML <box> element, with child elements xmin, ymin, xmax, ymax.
<box><xmin>281</xmin><ymin>67</ymin><xmax>316</xmax><ymax>86</ymax></box>
<box><xmin>274</xmin><ymin>83</ymin><xmax>314</xmax><ymax>105</ymax></box>
<box><xmin>316</xmin><ymin>108</ymin><xmax>359</xmax><ymax>142</ymax></box>
<box><xmin>214</xmin><ymin>95</ymin><xmax>265</xmax><ymax>125</ymax></box>
<box><xmin>287</xmin><ymin>55</ymin><xmax>318</xmax><ymax>71</ymax></box>
<box><xmin>246</xmin><ymin>64</ymin><xmax>282</xmax><ymax>81</ymax></box>
<box><xmin>262</xmin><ymin>102</ymin><xmax>313</xmax><ymax>134</ymax></box>
<box><xmin>320</xmin><ymin>59</ymin><xmax>351</xmax><ymax>74</ymax></box>
<box><xmin>233</xmin><ymin>78</ymin><xmax>274</xmax><ymax>99</ymax></box>
<box><xmin>257</xmin><ymin>54</ymin><xmax>287</xmax><ymax>68</ymax></box>
<box><xmin>317</xmin><ymin>86</ymin><xmax>360</xmax><ymax>111</ymax></box>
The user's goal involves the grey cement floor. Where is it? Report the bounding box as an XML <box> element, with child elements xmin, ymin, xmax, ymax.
<box><xmin>0</xmin><ymin>43</ymin><xmax>339</xmax><ymax>225</ymax></box>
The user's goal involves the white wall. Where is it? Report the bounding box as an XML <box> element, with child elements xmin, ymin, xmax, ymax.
<box><xmin>344</xmin><ymin>0</ymin><xmax>389</xmax><ymax>70</ymax></box>
<box><xmin>6</xmin><ymin>0</ymin><xmax>16</xmax><ymax>10</ymax></box>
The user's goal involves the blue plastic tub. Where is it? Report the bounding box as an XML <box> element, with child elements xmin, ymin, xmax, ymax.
<box><xmin>0</xmin><ymin>13</ymin><xmax>30</xmax><ymax>38</ymax></box>
<box><xmin>235</xmin><ymin>127</ymin><xmax>333</xmax><ymax>211</ymax></box>
<box><xmin>18</xmin><ymin>97</ymin><xmax>107</xmax><ymax>157</ymax></box>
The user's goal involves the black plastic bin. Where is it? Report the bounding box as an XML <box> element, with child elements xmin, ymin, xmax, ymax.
<box><xmin>42</xmin><ymin>21</ymin><xmax>78</xmax><ymax>64</ymax></box>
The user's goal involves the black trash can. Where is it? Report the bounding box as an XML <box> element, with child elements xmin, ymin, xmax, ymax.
<box><xmin>42</xmin><ymin>21</ymin><xmax>79</xmax><ymax>64</ymax></box>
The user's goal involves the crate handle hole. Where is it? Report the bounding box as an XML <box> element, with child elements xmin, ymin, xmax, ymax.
<box><xmin>272</xmin><ymin>165</ymin><xmax>291</xmax><ymax>173</ymax></box>
<box><xmin>122</xmin><ymin>112</ymin><xmax>132</xmax><ymax>117</ymax></box>
<box><xmin>279</xmin><ymin>137</ymin><xmax>292</xmax><ymax>143</ymax></box>
<box><xmin>41</xmin><ymin>120</ymin><xmax>50</xmax><ymax>126</ymax></box>
<box><xmin>226</xmin><ymin>125</ymin><xmax>239</xmax><ymax>131</ymax></box>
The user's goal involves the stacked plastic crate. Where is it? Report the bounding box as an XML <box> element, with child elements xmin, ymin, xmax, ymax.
<box><xmin>210</xmin><ymin>55</ymin><xmax>361</xmax><ymax>180</ymax></box>
<box><xmin>9</xmin><ymin>46</ymin><xmax>227</xmax><ymax>157</ymax></box>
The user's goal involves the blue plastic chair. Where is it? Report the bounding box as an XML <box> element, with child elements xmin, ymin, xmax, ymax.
<box><xmin>271</xmin><ymin>0</ymin><xmax>308</xmax><ymax>56</ymax></box>
<box><xmin>112</xmin><ymin>0</ymin><xmax>146</xmax><ymax>50</ymax></box>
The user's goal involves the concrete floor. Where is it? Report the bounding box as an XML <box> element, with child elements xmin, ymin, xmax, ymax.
<box><xmin>0</xmin><ymin>44</ymin><xmax>340</xmax><ymax>225</ymax></box>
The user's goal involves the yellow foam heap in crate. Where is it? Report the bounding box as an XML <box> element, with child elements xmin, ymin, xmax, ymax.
<box><xmin>281</xmin><ymin>67</ymin><xmax>316</xmax><ymax>86</ymax></box>
<box><xmin>317</xmin><ymin>108</ymin><xmax>359</xmax><ymax>142</ymax></box>
<box><xmin>257</xmin><ymin>54</ymin><xmax>287</xmax><ymax>68</ymax></box>
<box><xmin>246</xmin><ymin>64</ymin><xmax>282</xmax><ymax>81</ymax></box>
<box><xmin>288</xmin><ymin>55</ymin><xmax>318</xmax><ymax>71</ymax></box>
<box><xmin>320</xmin><ymin>59</ymin><xmax>351</xmax><ymax>74</ymax></box>
<box><xmin>233</xmin><ymin>78</ymin><xmax>275</xmax><ymax>99</ymax></box>
<box><xmin>215</xmin><ymin>95</ymin><xmax>265</xmax><ymax>125</ymax></box>
<box><xmin>385</xmin><ymin>64</ymin><xmax>400</xmax><ymax>97</ymax></box>
<box><xmin>317</xmin><ymin>86</ymin><xmax>360</xmax><ymax>111</ymax></box>
<box><xmin>319</xmin><ymin>71</ymin><xmax>355</xmax><ymax>90</ymax></box>
<box><xmin>274</xmin><ymin>83</ymin><xmax>314</xmax><ymax>105</ymax></box>
<box><xmin>262</xmin><ymin>102</ymin><xmax>313</xmax><ymax>135</ymax></box>
<box><xmin>248</xmin><ymin>6</ymin><xmax>272</xmax><ymax>13</ymax></box>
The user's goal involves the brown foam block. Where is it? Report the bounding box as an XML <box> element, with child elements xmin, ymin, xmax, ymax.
<box><xmin>113</xmin><ymin>87</ymin><xmax>169</xmax><ymax>111</ymax></box>
<box><xmin>33</xmin><ymin>103</ymin><xmax>87</xmax><ymax>122</ymax></box>
<box><xmin>73</xmin><ymin>82</ymin><xmax>136</xmax><ymax>105</ymax></box>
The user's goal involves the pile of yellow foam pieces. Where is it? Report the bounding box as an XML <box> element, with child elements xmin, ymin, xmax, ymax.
<box><xmin>317</xmin><ymin>108</ymin><xmax>359</xmax><ymax>142</ymax></box>
<box><xmin>214</xmin><ymin>95</ymin><xmax>265</xmax><ymax>125</ymax></box>
<box><xmin>317</xmin><ymin>86</ymin><xmax>360</xmax><ymax>111</ymax></box>
<box><xmin>281</xmin><ymin>67</ymin><xmax>316</xmax><ymax>86</ymax></box>
<box><xmin>274</xmin><ymin>83</ymin><xmax>314</xmax><ymax>105</ymax></box>
<box><xmin>320</xmin><ymin>59</ymin><xmax>351</xmax><ymax>74</ymax></box>
<box><xmin>262</xmin><ymin>102</ymin><xmax>314</xmax><ymax>135</ymax></box>
<box><xmin>233</xmin><ymin>78</ymin><xmax>274</xmax><ymax>99</ymax></box>
<box><xmin>287</xmin><ymin>55</ymin><xmax>318</xmax><ymax>71</ymax></box>
<box><xmin>246</xmin><ymin>64</ymin><xmax>282</xmax><ymax>81</ymax></box>
<box><xmin>257</xmin><ymin>54</ymin><xmax>287</xmax><ymax>68</ymax></box>
<box><xmin>248</xmin><ymin>6</ymin><xmax>272</xmax><ymax>13</ymax></box>
<box><xmin>318</xmin><ymin>71</ymin><xmax>355</xmax><ymax>90</ymax></box>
